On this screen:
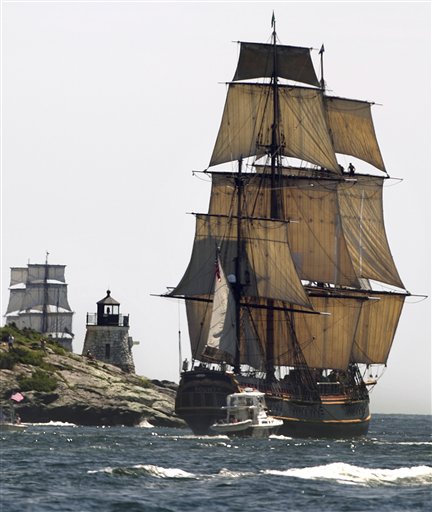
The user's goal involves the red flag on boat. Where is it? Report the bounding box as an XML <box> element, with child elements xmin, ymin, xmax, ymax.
<box><xmin>11</xmin><ymin>392</ymin><xmax>24</xmax><ymax>402</ymax></box>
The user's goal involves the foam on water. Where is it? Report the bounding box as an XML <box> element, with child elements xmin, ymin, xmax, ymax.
<box><xmin>29</xmin><ymin>421</ymin><xmax>77</xmax><ymax>427</ymax></box>
<box><xmin>263</xmin><ymin>462</ymin><xmax>432</xmax><ymax>486</ymax></box>
<box><xmin>88</xmin><ymin>464</ymin><xmax>197</xmax><ymax>479</ymax></box>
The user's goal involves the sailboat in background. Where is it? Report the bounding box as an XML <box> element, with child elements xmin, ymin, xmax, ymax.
<box><xmin>164</xmin><ymin>18</ymin><xmax>408</xmax><ymax>437</ymax></box>
<box><xmin>4</xmin><ymin>253</ymin><xmax>74</xmax><ymax>351</ymax></box>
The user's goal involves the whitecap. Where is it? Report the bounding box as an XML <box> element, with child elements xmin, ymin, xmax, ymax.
<box><xmin>87</xmin><ymin>466</ymin><xmax>114</xmax><ymax>475</ymax></box>
<box><xmin>87</xmin><ymin>464</ymin><xmax>196</xmax><ymax>479</ymax></box>
<box><xmin>217</xmin><ymin>468</ymin><xmax>255</xmax><ymax>478</ymax></box>
<box><xmin>263</xmin><ymin>462</ymin><xmax>432</xmax><ymax>487</ymax></box>
<box><xmin>30</xmin><ymin>421</ymin><xmax>77</xmax><ymax>427</ymax></box>
<box><xmin>134</xmin><ymin>464</ymin><xmax>196</xmax><ymax>479</ymax></box>
<box><xmin>136</xmin><ymin>419</ymin><xmax>153</xmax><ymax>428</ymax></box>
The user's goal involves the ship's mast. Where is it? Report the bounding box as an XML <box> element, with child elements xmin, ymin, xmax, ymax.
<box><xmin>266</xmin><ymin>15</ymin><xmax>280</xmax><ymax>381</ymax></box>
<box><xmin>42</xmin><ymin>251</ymin><xmax>49</xmax><ymax>334</ymax></box>
<box><xmin>233</xmin><ymin>158</ymin><xmax>243</xmax><ymax>373</ymax></box>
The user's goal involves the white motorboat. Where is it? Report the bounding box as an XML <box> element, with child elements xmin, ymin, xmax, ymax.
<box><xmin>0</xmin><ymin>404</ymin><xmax>25</xmax><ymax>432</ymax></box>
<box><xmin>211</xmin><ymin>389</ymin><xmax>283</xmax><ymax>438</ymax></box>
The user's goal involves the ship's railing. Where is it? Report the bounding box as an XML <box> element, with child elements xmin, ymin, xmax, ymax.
<box><xmin>86</xmin><ymin>313</ymin><xmax>129</xmax><ymax>327</ymax></box>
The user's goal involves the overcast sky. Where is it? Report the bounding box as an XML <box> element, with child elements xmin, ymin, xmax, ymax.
<box><xmin>1</xmin><ymin>0</ymin><xmax>430</xmax><ymax>415</ymax></box>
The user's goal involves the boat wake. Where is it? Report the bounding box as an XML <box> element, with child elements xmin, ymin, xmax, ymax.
<box><xmin>263</xmin><ymin>462</ymin><xmax>432</xmax><ymax>486</ymax></box>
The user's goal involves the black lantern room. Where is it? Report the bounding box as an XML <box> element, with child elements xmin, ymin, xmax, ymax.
<box><xmin>96</xmin><ymin>290</ymin><xmax>121</xmax><ymax>326</ymax></box>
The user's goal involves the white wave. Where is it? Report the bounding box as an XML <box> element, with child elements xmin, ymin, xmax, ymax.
<box><xmin>87</xmin><ymin>466</ymin><xmax>114</xmax><ymax>475</ymax></box>
<box><xmin>263</xmin><ymin>462</ymin><xmax>432</xmax><ymax>486</ymax></box>
<box><xmin>136</xmin><ymin>419</ymin><xmax>153</xmax><ymax>428</ymax></box>
<box><xmin>217</xmin><ymin>468</ymin><xmax>255</xmax><ymax>478</ymax></box>
<box><xmin>162</xmin><ymin>434</ymin><xmax>230</xmax><ymax>442</ymax></box>
<box><xmin>397</xmin><ymin>441</ymin><xmax>432</xmax><ymax>446</ymax></box>
<box><xmin>30</xmin><ymin>421</ymin><xmax>77</xmax><ymax>427</ymax></box>
<box><xmin>269</xmin><ymin>434</ymin><xmax>293</xmax><ymax>440</ymax></box>
<box><xmin>87</xmin><ymin>464</ymin><xmax>196</xmax><ymax>479</ymax></box>
<box><xmin>134</xmin><ymin>464</ymin><xmax>196</xmax><ymax>479</ymax></box>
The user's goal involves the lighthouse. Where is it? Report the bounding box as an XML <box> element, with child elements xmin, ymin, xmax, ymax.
<box><xmin>82</xmin><ymin>290</ymin><xmax>136</xmax><ymax>373</ymax></box>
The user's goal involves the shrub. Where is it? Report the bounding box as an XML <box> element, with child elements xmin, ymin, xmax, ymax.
<box><xmin>18</xmin><ymin>369</ymin><xmax>58</xmax><ymax>392</ymax></box>
<box><xmin>0</xmin><ymin>351</ymin><xmax>18</xmax><ymax>370</ymax></box>
<box><xmin>12</xmin><ymin>346</ymin><xmax>45</xmax><ymax>367</ymax></box>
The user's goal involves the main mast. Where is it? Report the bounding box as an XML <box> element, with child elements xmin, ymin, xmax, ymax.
<box><xmin>266</xmin><ymin>15</ymin><xmax>281</xmax><ymax>381</ymax></box>
<box><xmin>233</xmin><ymin>158</ymin><xmax>243</xmax><ymax>374</ymax></box>
<box><xmin>42</xmin><ymin>251</ymin><xmax>49</xmax><ymax>334</ymax></box>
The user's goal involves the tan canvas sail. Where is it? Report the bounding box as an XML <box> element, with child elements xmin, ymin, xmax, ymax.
<box><xmin>185</xmin><ymin>298</ymin><xmax>213</xmax><ymax>362</ymax></box>
<box><xmin>351</xmin><ymin>293</ymin><xmax>405</xmax><ymax>364</ymax></box>
<box><xmin>338</xmin><ymin>176</ymin><xmax>404</xmax><ymax>288</ymax></box>
<box><xmin>210</xmin><ymin>84</ymin><xmax>339</xmax><ymax>172</ymax></box>
<box><xmin>233</xmin><ymin>42</ymin><xmax>320</xmax><ymax>86</ymax></box>
<box><xmin>325</xmin><ymin>97</ymin><xmax>386</xmax><ymax>172</ymax></box>
<box><xmin>172</xmin><ymin>214</ymin><xmax>311</xmax><ymax>308</ymax></box>
<box><xmin>209</xmin><ymin>173</ymin><xmax>359</xmax><ymax>287</ymax></box>
<box><xmin>243</xmin><ymin>296</ymin><xmax>361</xmax><ymax>370</ymax></box>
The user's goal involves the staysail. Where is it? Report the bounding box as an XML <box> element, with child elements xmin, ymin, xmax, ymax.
<box><xmin>203</xmin><ymin>257</ymin><xmax>238</xmax><ymax>362</ymax></box>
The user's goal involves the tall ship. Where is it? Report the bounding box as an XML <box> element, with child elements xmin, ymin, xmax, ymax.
<box><xmin>5</xmin><ymin>255</ymin><xmax>74</xmax><ymax>351</ymax></box>
<box><xmin>165</xmin><ymin>20</ymin><xmax>408</xmax><ymax>437</ymax></box>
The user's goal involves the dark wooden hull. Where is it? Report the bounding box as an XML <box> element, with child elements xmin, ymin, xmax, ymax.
<box><xmin>175</xmin><ymin>368</ymin><xmax>370</xmax><ymax>438</ymax></box>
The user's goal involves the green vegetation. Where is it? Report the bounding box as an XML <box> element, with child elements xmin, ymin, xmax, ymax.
<box><xmin>138</xmin><ymin>377</ymin><xmax>151</xmax><ymax>389</ymax></box>
<box><xmin>0</xmin><ymin>326</ymin><xmax>65</xmax><ymax>369</ymax></box>
<box><xmin>17</xmin><ymin>369</ymin><xmax>58</xmax><ymax>392</ymax></box>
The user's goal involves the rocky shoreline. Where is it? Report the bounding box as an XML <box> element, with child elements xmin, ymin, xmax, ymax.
<box><xmin>0</xmin><ymin>328</ymin><xmax>185</xmax><ymax>428</ymax></box>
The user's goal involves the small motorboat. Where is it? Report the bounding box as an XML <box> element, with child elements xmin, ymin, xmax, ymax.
<box><xmin>211</xmin><ymin>389</ymin><xmax>283</xmax><ymax>438</ymax></box>
<box><xmin>0</xmin><ymin>404</ymin><xmax>25</xmax><ymax>432</ymax></box>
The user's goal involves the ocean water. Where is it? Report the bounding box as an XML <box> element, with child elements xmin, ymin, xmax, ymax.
<box><xmin>1</xmin><ymin>415</ymin><xmax>431</xmax><ymax>512</ymax></box>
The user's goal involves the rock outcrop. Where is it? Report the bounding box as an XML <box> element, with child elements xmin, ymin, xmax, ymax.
<box><xmin>0</xmin><ymin>330</ymin><xmax>184</xmax><ymax>428</ymax></box>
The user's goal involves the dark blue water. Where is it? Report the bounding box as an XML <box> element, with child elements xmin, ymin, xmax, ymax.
<box><xmin>1</xmin><ymin>415</ymin><xmax>431</xmax><ymax>511</ymax></box>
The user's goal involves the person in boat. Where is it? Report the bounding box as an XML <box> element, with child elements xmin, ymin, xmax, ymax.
<box><xmin>348</xmin><ymin>162</ymin><xmax>356</xmax><ymax>175</ymax></box>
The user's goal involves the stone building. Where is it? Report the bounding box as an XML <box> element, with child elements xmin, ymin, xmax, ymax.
<box><xmin>82</xmin><ymin>290</ymin><xmax>137</xmax><ymax>373</ymax></box>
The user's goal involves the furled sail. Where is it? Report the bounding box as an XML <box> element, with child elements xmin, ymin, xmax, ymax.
<box><xmin>171</xmin><ymin>214</ymin><xmax>311</xmax><ymax>308</ymax></box>
<box><xmin>210</xmin><ymin>84</ymin><xmax>340</xmax><ymax>172</ymax></box>
<box><xmin>233</xmin><ymin>42</ymin><xmax>320</xmax><ymax>86</ymax></box>
<box><xmin>325</xmin><ymin>97</ymin><xmax>386</xmax><ymax>172</ymax></box>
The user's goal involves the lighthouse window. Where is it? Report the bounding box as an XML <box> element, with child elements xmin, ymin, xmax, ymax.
<box><xmin>104</xmin><ymin>305</ymin><xmax>119</xmax><ymax>316</ymax></box>
<box><xmin>105</xmin><ymin>344</ymin><xmax>111</xmax><ymax>359</ymax></box>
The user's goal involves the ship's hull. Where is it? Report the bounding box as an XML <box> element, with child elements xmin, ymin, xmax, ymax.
<box><xmin>175</xmin><ymin>368</ymin><xmax>370</xmax><ymax>438</ymax></box>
